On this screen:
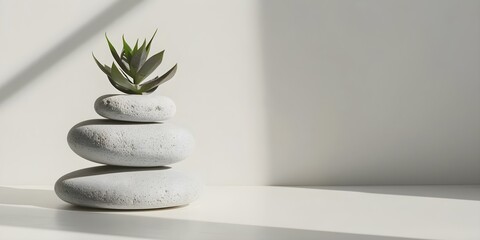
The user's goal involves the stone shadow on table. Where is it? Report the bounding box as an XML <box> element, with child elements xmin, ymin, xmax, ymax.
<box><xmin>57</xmin><ymin>165</ymin><xmax>171</xmax><ymax>180</ymax></box>
<box><xmin>0</xmin><ymin>186</ymin><xmax>60</xmax><ymax>209</ymax></box>
<box><xmin>73</xmin><ymin>119</ymin><xmax>163</xmax><ymax>127</ymax></box>
<box><xmin>0</xmin><ymin>186</ymin><xmax>180</xmax><ymax>213</ymax></box>
<box><xmin>292</xmin><ymin>185</ymin><xmax>480</xmax><ymax>201</ymax></box>
<box><xmin>0</xmin><ymin>204</ymin><xmax>417</xmax><ymax>240</ymax></box>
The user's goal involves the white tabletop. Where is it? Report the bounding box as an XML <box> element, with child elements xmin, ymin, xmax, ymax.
<box><xmin>0</xmin><ymin>185</ymin><xmax>479</xmax><ymax>240</ymax></box>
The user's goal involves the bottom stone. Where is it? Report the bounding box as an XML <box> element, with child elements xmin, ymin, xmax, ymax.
<box><xmin>55</xmin><ymin>166</ymin><xmax>202</xmax><ymax>210</ymax></box>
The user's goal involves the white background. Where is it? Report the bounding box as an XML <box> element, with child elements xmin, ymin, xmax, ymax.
<box><xmin>0</xmin><ymin>0</ymin><xmax>479</xmax><ymax>186</ymax></box>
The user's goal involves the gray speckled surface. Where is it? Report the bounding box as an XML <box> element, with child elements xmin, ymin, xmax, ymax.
<box><xmin>94</xmin><ymin>94</ymin><xmax>176</xmax><ymax>122</ymax></box>
<box><xmin>55</xmin><ymin>166</ymin><xmax>202</xmax><ymax>209</ymax></box>
<box><xmin>67</xmin><ymin>119</ymin><xmax>195</xmax><ymax>167</ymax></box>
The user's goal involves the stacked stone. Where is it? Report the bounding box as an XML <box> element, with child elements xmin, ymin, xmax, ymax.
<box><xmin>55</xmin><ymin>94</ymin><xmax>201</xmax><ymax>210</ymax></box>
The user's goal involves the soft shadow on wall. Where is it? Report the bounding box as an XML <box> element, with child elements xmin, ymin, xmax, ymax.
<box><xmin>0</xmin><ymin>0</ymin><xmax>145</xmax><ymax>106</ymax></box>
<box><xmin>260</xmin><ymin>0</ymin><xmax>480</xmax><ymax>185</ymax></box>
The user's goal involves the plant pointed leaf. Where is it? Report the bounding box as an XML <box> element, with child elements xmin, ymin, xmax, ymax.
<box><xmin>122</xmin><ymin>35</ymin><xmax>132</xmax><ymax>61</ymax></box>
<box><xmin>146</xmin><ymin>29</ymin><xmax>157</xmax><ymax>56</ymax></box>
<box><xmin>105</xmin><ymin>34</ymin><xmax>131</xmax><ymax>77</ymax></box>
<box><xmin>130</xmin><ymin>40</ymin><xmax>147</xmax><ymax>82</ymax></box>
<box><xmin>139</xmin><ymin>64</ymin><xmax>177</xmax><ymax>92</ymax></box>
<box><xmin>132</xmin><ymin>39</ymin><xmax>139</xmax><ymax>56</ymax></box>
<box><xmin>92</xmin><ymin>53</ymin><xmax>111</xmax><ymax>76</ymax></box>
<box><xmin>110</xmin><ymin>63</ymin><xmax>137</xmax><ymax>91</ymax></box>
<box><xmin>144</xmin><ymin>85</ymin><xmax>160</xmax><ymax>94</ymax></box>
<box><xmin>108</xmin><ymin>76</ymin><xmax>138</xmax><ymax>94</ymax></box>
<box><xmin>121</xmin><ymin>58</ymin><xmax>130</xmax><ymax>71</ymax></box>
<box><xmin>120</xmin><ymin>68</ymin><xmax>131</xmax><ymax>81</ymax></box>
<box><xmin>103</xmin><ymin>64</ymin><xmax>111</xmax><ymax>73</ymax></box>
<box><xmin>136</xmin><ymin>50</ymin><xmax>164</xmax><ymax>83</ymax></box>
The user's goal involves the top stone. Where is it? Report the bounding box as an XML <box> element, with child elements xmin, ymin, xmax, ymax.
<box><xmin>94</xmin><ymin>94</ymin><xmax>176</xmax><ymax>122</ymax></box>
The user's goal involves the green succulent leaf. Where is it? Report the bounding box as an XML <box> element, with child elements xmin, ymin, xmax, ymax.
<box><xmin>146</xmin><ymin>29</ymin><xmax>157</xmax><ymax>56</ymax></box>
<box><xmin>122</xmin><ymin>35</ymin><xmax>132</xmax><ymax>61</ymax></box>
<box><xmin>106</xmin><ymin>34</ymin><xmax>131</xmax><ymax>76</ymax></box>
<box><xmin>96</xmin><ymin>31</ymin><xmax>178</xmax><ymax>94</ymax></box>
<box><xmin>139</xmin><ymin>64</ymin><xmax>177</xmax><ymax>92</ymax></box>
<box><xmin>103</xmin><ymin>65</ymin><xmax>112</xmax><ymax>74</ymax></box>
<box><xmin>143</xmin><ymin>84</ymin><xmax>160</xmax><ymax>94</ymax></box>
<box><xmin>111</xmin><ymin>63</ymin><xmax>137</xmax><ymax>91</ymax></box>
<box><xmin>136</xmin><ymin>50</ymin><xmax>164</xmax><ymax>83</ymax></box>
<box><xmin>122</xmin><ymin>60</ymin><xmax>130</xmax><ymax>70</ymax></box>
<box><xmin>108</xmin><ymin>76</ymin><xmax>138</xmax><ymax>94</ymax></box>
<box><xmin>130</xmin><ymin>40</ymin><xmax>147</xmax><ymax>82</ymax></box>
<box><xmin>92</xmin><ymin>53</ymin><xmax>111</xmax><ymax>76</ymax></box>
<box><xmin>132</xmin><ymin>39</ymin><xmax>139</xmax><ymax>55</ymax></box>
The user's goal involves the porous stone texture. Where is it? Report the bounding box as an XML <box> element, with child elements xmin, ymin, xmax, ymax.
<box><xmin>94</xmin><ymin>94</ymin><xmax>176</xmax><ymax>122</ymax></box>
<box><xmin>67</xmin><ymin>119</ymin><xmax>195</xmax><ymax>167</ymax></box>
<box><xmin>55</xmin><ymin>166</ymin><xmax>202</xmax><ymax>210</ymax></box>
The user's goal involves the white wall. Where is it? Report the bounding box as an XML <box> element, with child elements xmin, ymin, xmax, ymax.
<box><xmin>261</xmin><ymin>0</ymin><xmax>480</xmax><ymax>185</ymax></box>
<box><xmin>0</xmin><ymin>0</ymin><xmax>478</xmax><ymax>186</ymax></box>
<box><xmin>0</xmin><ymin>0</ymin><xmax>270</xmax><ymax>185</ymax></box>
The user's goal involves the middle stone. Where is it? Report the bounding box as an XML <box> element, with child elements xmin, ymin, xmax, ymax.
<box><xmin>67</xmin><ymin>119</ymin><xmax>195</xmax><ymax>167</ymax></box>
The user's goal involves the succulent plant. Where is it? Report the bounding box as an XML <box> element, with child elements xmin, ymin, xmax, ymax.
<box><xmin>93</xmin><ymin>30</ymin><xmax>177</xmax><ymax>94</ymax></box>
